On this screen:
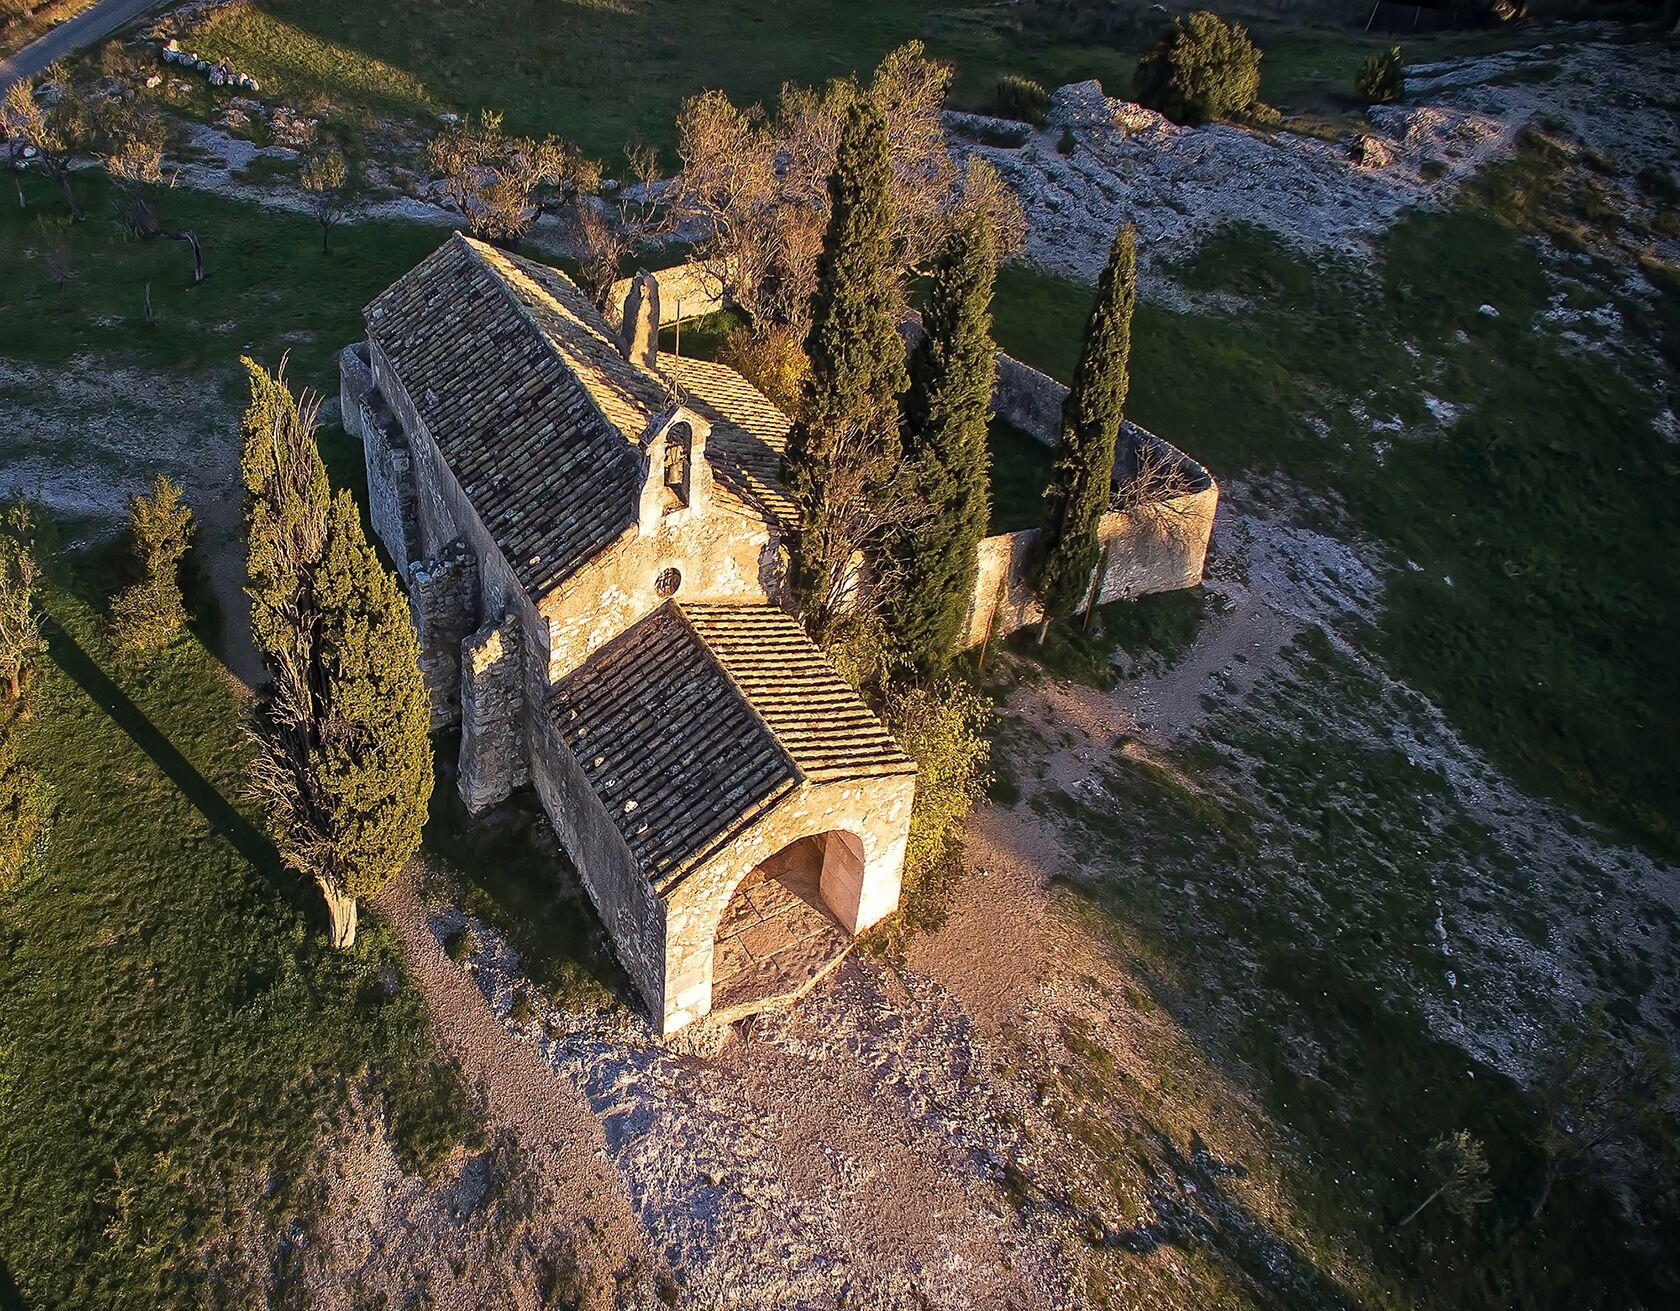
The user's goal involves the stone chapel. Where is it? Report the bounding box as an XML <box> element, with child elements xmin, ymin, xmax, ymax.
<box><xmin>341</xmin><ymin>232</ymin><xmax>918</xmax><ymax>1034</ymax></box>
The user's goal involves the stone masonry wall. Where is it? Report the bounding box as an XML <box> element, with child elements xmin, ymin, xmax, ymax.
<box><xmin>410</xmin><ymin>541</ymin><xmax>478</xmax><ymax>729</ymax></box>
<box><xmin>343</xmin><ymin>343</ymin><xmax>419</xmax><ymax>582</ymax></box>
<box><xmin>459</xmin><ymin>613</ymin><xmax>529</xmax><ymax>814</ymax></box>
<box><xmin>659</xmin><ymin>770</ymin><xmax>917</xmax><ymax>1033</ymax></box>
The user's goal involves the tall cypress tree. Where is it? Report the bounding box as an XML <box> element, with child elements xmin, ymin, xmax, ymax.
<box><xmin>885</xmin><ymin>211</ymin><xmax>998</xmax><ymax>672</ymax></box>
<box><xmin>1033</xmin><ymin>224</ymin><xmax>1136</xmax><ymax>632</ymax></box>
<box><xmin>782</xmin><ymin>95</ymin><xmax>907</xmax><ymax>638</ymax></box>
<box><xmin>241</xmin><ymin>359</ymin><xmax>432</xmax><ymax>947</ymax></box>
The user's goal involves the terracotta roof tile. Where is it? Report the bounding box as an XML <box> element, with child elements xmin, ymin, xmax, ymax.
<box><xmin>547</xmin><ymin>604</ymin><xmax>797</xmax><ymax>887</ymax></box>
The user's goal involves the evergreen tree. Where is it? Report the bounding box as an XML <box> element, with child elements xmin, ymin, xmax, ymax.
<box><xmin>111</xmin><ymin>474</ymin><xmax>194</xmax><ymax>652</ymax></box>
<box><xmin>0</xmin><ymin>503</ymin><xmax>42</xmax><ymax>701</ymax></box>
<box><xmin>884</xmin><ymin>211</ymin><xmax>998</xmax><ymax>672</ymax></box>
<box><xmin>782</xmin><ymin>96</ymin><xmax>907</xmax><ymax>639</ymax></box>
<box><xmin>241</xmin><ymin>359</ymin><xmax>432</xmax><ymax>947</ymax></box>
<box><xmin>1033</xmin><ymin>224</ymin><xmax>1136</xmax><ymax>632</ymax></box>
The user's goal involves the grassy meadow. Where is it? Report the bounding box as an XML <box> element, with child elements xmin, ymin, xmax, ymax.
<box><xmin>0</xmin><ymin>550</ymin><xmax>474</xmax><ymax>1309</ymax></box>
<box><xmin>185</xmin><ymin>0</ymin><xmax>1546</xmax><ymax>157</ymax></box>
<box><xmin>1</xmin><ymin>5</ymin><xmax>1676</xmax><ymax>1307</ymax></box>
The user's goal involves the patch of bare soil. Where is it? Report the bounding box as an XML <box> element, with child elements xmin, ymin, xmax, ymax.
<box><xmin>0</xmin><ymin>351</ymin><xmax>261</xmax><ymax>685</ymax></box>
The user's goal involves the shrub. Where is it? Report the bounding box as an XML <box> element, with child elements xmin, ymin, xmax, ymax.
<box><xmin>444</xmin><ymin>926</ymin><xmax>474</xmax><ymax>962</ymax></box>
<box><xmin>1357</xmin><ymin>46</ymin><xmax>1405</xmax><ymax>105</ymax></box>
<box><xmin>716</xmin><ymin>323</ymin><xmax>809</xmax><ymax>417</ymax></box>
<box><xmin>508</xmin><ymin>992</ymin><xmax>535</xmax><ymax>1027</ymax></box>
<box><xmin>877</xmin><ymin>679</ymin><xmax>991</xmax><ymax>936</ymax></box>
<box><xmin>0</xmin><ymin>710</ymin><xmax>49</xmax><ymax>892</ymax></box>
<box><xmin>994</xmin><ymin>74</ymin><xmax>1050</xmax><ymax>127</ymax></box>
<box><xmin>110</xmin><ymin>475</ymin><xmax>193</xmax><ymax>653</ymax></box>
<box><xmin>1057</xmin><ymin>128</ymin><xmax>1077</xmax><ymax>155</ymax></box>
<box><xmin>1133</xmin><ymin>11</ymin><xmax>1262</xmax><ymax>126</ymax></box>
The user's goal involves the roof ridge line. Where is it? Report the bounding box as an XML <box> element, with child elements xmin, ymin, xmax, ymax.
<box><xmin>670</xmin><ymin>601</ymin><xmax>809</xmax><ymax>790</ymax></box>
<box><xmin>457</xmin><ymin>235</ymin><xmax>651</xmax><ymax>453</ymax></box>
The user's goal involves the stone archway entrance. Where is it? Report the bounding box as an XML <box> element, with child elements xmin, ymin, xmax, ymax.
<box><xmin>711</xmin><ymin>831</ymin><xmax>860</xmax><ymax>1013</ymax></box>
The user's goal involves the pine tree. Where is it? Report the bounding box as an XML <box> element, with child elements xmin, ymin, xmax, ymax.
<box><xmin>884</xmin><ymin>211</ymin><xmax>998</xmax><ymax>672</ymax></box>
<box><xmin>241</xmin><ymin>359</ymin><xmax>432</xmax><ymax>947</ymax></box>
<box><xmin>1034</xmin><ymin>224</ymin><xmax>1136</xmax><ymax>633</ymax></box>
<box><xmin>782</xmin><ymin>95</ymin><xmax>907</xmax><ymax>639</ymax></box>
<box><xmin>111</xmin><ymin>474</ymin><xmax>194</xmax><ymax>652</ymax></box>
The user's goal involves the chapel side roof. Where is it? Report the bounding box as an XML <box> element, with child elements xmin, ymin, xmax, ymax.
<box><xmin>547</xmin><ymin>604</ymin><xmax>799</xmax><ymax>889</ymax></box>
<box><xmin>547</xmin><ymin>602</ymin><xmax>914</xmax><ymax>890</ymax></box>
<box><xmin>657</xmin><ymin>352</ymin><xmax>795</xmax><ymax>528</ymax></box>
<box><xmin>363</xmin><ymin>233</ymin><xmax>670</xmax><ymax>599</ymax></box>
<box><xmin>681</xmin><ymin>604</ymin><xmax>916</xmax><ymax>786</ymax></box>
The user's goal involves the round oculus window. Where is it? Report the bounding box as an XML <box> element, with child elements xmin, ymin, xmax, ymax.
<box><xmin>655</xmin><ymin>567</ymin><xmax>682</xmax><ymax>598</ymax></box>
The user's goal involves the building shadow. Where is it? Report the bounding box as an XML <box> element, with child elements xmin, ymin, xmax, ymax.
<box><xmin>45</xmin><ymin>619</ymin><xmax>282</xmax><ymax>888</ymax></box>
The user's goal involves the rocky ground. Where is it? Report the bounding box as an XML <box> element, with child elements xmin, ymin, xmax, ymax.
<box><xmin>949</xmin><ymin>34</ymin><xmax>1680</xmax><ymax>283</ymax></box>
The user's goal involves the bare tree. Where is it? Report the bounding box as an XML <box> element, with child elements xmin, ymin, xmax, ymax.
<box><xmin>1531</xmin><ymin>1006</ymin><xmax>1677</xmax><ymax>1218</ymax></box>
<box><xmin>0</xmin><ymin>503</ymin><xmax>43</xmax><ymax>701</ymax></box>
<box><xmin>1</xmin><ymin>71</ymin><xmax>86</xmax><ymax>219</ymax></box>
<box><xmin>95</xmin><ymin>100</ymin><xmax>205</xmax><ymax>283</ymax></box>
<box><xmin>668</xmin><ymin>43</ymin><xmax>1025</xmax><ymax>339</ymax></box>
<box><xmin>424</xmin><ymin>110</ymin><xmax>597</xmax><ymax>243</ymax></box>
<box><xmin>566</xmin><ymin>143</ymin><xmax>676</xmax><ymax>310</ymax></box>
<box><xmin>299</xmin><ymin>140</ymin><xmax>358</xmax><ymax>254</ymax></box>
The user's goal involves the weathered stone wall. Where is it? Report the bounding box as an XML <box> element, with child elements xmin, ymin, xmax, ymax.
<box><xmin>343</xmin><ymin>343</ymin><xmax>419</xmax><ymax>582</ymax></box>
<box><xmin>525</xmin><ymin>701</ymin><xmax>669</xmax><ymax>1012</ymax></box>
<box><xmin>607</xmin><ymin>262</ymin><xmax>728</xmax><ymax>332</ymax></box>
<box><xmin>539</xmin><ymin>481</ymin><xmax>777</xmax><ymax>683</ymax></box>
<box><xmin>992</xmin><ymin>352</ymin><xmax>1070</xmax><ymax>443</ymax></box>
<box><xmin>960</xmin><ymin>449</ymin><xmax>1219</xmax><ymax>648</ymax></box>
<box><xmin>410</xmin><ymin>541</ymin><xmax>478</xmax><ymax>729</ymax></box>
<box><xmin>658</xmin><ymin>770</ymin><xmax>917</xmax><ymax>1033</ymax></box>
<box><xmin>458</xmin><ymin>613</ymin><xmax>530</xmax><ymax>814</ymax></box>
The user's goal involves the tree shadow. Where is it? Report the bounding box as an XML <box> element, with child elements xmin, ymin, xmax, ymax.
<box><xmin>44</xmin><ymin>618</ymin><xmax>282</xmax><ymax>887</ymax></box>
<box><xmin>0</xmin><ymin>1256</ymin><xmax>25</xmax><ymax>1311</ymax></box>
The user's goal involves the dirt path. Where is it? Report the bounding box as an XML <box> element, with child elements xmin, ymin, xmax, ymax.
<box><xmin>365</xmin><ymin>869</ymin><xmax>662</xmax><ymax>1311</ymax></box>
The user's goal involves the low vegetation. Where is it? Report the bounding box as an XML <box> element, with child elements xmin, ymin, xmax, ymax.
<box><xmin>992</xmin><ymin>72</ymin><xmax>1049</xmax><ymax>126</ymax></box>
<box><xmin>1132</xmin><ymin>10</ymin><xmax>1263</xmax><ymax>126</ymax></box>
<box><xmin>0</xmin><ymin>550</ymin><xmax>472</xmax><ymax>1309</ymax></box>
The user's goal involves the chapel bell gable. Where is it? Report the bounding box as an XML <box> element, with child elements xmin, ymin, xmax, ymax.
<box><xmin>638</xmin><ymin>405</ymin><xmax>712</xmax><ymax>533</ymax></box>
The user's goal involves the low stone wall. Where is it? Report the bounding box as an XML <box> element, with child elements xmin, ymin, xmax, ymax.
<box><xmin>607</xmin><ymin>262</ymin><xmax>728</xmax><ymax>332</ymax></box>
<box><xmin>961</xmin><ymin>431</ymin><xmax>1218</xmax><ymax>648</ymax></box>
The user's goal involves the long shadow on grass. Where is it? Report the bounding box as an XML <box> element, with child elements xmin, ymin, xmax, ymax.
<box><xmin>45</xmin><ymin>620</ymin><xmax>279</xmax><ymax>880</ymax></box>
<box><xmin>0</xmin><ymin>1256</ymin><xmax>25</xmax><ymax>1311</ymax></box>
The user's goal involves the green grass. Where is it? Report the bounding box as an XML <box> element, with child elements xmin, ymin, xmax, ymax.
<box><xmin>0</xmin><ymin>170</ymin><xmax>443</xmax><ymax>406</ymax></box>
<box><xmin>985</xmin><ymin>416</ymin><xmax>1056</xmax><ymax>532</ymax></box>
<box><xmin>423</xmin><ymin>750</ymin><xmax>628</xmax><ymax>1010</ymax></box>
<box><xmin>182</xmin><ymin>1</ymin><xmax>1554</xmax><ymax>160</ymax></box>
<box><xmin>1034</xmin><ymin>632</ymin><xmax>1680</xmax><ymax>1309</ymax></box>
<box><xmin>0</xmin><ymin>550</ymin><xmax>473</xmax><ymax>1310</ymax></box>
<box><xmin>992</xmin><ymin>174</ymin><xmax>1680</xmax><ymax>859</ymax></box>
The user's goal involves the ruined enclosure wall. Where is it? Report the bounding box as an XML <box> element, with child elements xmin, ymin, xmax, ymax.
<box><xmin>961</xmin><ymin>468</ymin><xmax>1219</xmax><ymax>648</ymax></box>
<box><xmin>659</xmin><ymin>772</ymin><xmax>917</xmax><ymax>1033</ymax></box>
<box><xmin>607</xmin><ymin>262</ymin><xmax>728</xmax><ymax>331</ymax></box>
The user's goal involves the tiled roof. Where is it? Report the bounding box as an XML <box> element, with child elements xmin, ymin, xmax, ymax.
<box><xmin>659</xmin><ymin>353</ymin><xmax>795</xmax><ymax>527</ymax></box>
<box><xmin>548</xmin><ymin>602</ymin><xmax>914</xmax><ymax>888</ymax></box>
<box><xmin>682</xmin><ymin>604</ymin><xmax>916</xmax><ymax>786</ymax></box>
<box><xmin>365</xmin><ymin>234</ymin><xmax>668</xmax><ymax>598</ymax></box>
<box><xmin>548</xmin><ymin>604</ymin><xmax>798</xmax><ymax>888</ymax></box>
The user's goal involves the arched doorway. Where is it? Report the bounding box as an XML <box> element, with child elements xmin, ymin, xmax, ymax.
<box><xmin>711</xmin><ymin>830</ymin><xmax>862</xmax><ymax>1013</ymax></box>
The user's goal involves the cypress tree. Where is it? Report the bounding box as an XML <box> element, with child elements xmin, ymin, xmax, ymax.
<box><xmin>241</xmin><ymin>359</ymin><xmax>432</xmax><ymax>947</ymax></box>
<box><xmin>1034</xmin><ymin>224</ymin><xmax>1136</xmax><ymax>632</ymax></box>
<box><xmin>782</xmin><ymin>95</ymin><xmax>907</xmax><ymax>638</ymax></box>
<box><xmin>884</xmin><ymin>211</ymin><xmax>998</xmax><ymax>672</ymax></box>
